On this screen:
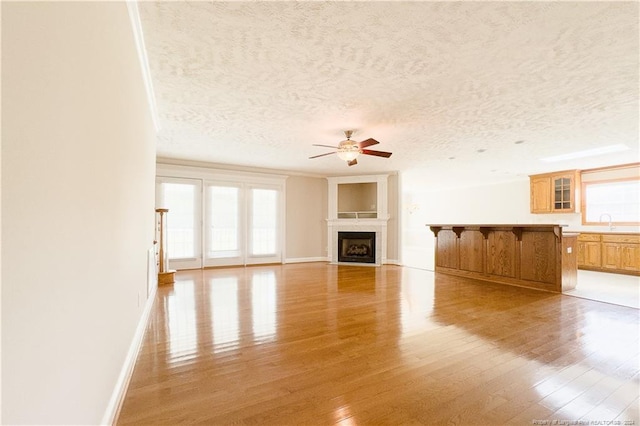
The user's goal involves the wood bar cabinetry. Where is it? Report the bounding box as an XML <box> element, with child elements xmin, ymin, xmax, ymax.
<box><xmin>429</xmin><ymin>224</ymin><xmax>577</xmax><ymax>292</ymax></box>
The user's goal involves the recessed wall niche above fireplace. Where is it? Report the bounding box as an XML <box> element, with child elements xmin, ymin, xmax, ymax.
<box><xmin>338</xmin><ymin>232</ymin><xmax>376</xmax><ymax>264</ymax></box>
<box><xmin>327</xmin><ymin>174</ymin><xmax>389</xmax><ymax>266</ymax></box>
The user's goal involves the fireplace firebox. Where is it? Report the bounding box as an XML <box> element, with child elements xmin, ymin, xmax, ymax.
<box><xmin>338</xmin><ymin>232</ymin><xmax>376</xmax><ymax>264</ymax></box>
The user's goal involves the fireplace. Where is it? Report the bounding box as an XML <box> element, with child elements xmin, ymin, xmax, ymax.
<box><xmin>338</xmin><ymin>232</ymin><xmax>376</xmax><ymax>264</ymax></box>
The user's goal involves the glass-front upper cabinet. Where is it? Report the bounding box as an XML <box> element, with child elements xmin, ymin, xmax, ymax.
<box><xmin>554</xmin><ymin>176</ymin><xmax>572</xmax><ymax>210</ymax></box>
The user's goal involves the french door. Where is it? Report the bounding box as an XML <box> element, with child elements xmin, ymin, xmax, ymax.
<box><xmin>157</xmin><ymin>176</ymin><xmax>283</xmax><ymax>269</ymax></box>
<box><xmin>204</xmin><ymin>182</ymin><xmax>282</xmax><ymax>267</ymax></box>
<box><xmin>156</xmin><ymin>178</ymin><xmax>203</xmax><ymax>270</ymax></box>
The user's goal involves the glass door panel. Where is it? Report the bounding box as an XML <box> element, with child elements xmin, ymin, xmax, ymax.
<box><xmin>157</xmin><ymin>178</ymin><xmax>202</xmax><ymax>270</ymax></box>
<box><xmin>205</xmin><ymin>184</ymin><xmax>244</xmax><ymax>267</ymax></box>
<box><xmin>247</xmin><ymin>187</ymin><xmax>281</xmax><ymax>264</ymax></box>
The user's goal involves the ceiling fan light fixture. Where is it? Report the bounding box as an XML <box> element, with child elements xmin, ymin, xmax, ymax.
<box><xmin>336</xmin><ymin>137</ymin><xmax>360</xmax><ymax>161</ymax></box>
<box><xmin>309</xmin><ymin>130</ymin><xmax>391</xmax><ymax>165</ymax></box>
<box><xmin>337</xmin><ymin>145</ymin><xmax>360</xmax><ymax>162</ymax></box>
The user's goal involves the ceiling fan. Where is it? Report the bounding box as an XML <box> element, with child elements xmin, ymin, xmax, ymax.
<box><xmin>309</xmin><ymin>130</ymin><xmax>392</xmax><ymax>166</ymax></box>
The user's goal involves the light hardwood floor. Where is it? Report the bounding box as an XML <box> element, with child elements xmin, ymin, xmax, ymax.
<box><xmin>117</xmin><ymin>264</ymin><xmax>639</xmax><ymax>425</ymax></box>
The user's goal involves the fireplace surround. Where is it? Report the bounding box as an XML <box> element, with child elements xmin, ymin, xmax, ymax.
<box><xmin>327</xmin><ymin>174</ymin><xmax>390</xmax><ymax>266</ymax></box>
<box><xmin>338</xmin><ymin>232</ymin><xmax>376</xmax><ymax>264</ymax></box>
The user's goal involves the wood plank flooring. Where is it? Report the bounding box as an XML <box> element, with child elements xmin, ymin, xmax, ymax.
<box><xmin>116</xmin><ymin>263</ymin><xmax>639</xmax><ymax>425</ymax></box>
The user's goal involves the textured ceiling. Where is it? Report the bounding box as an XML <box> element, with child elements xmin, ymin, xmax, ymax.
<box><xmin>138</xmin><ymin>1</ymin><xmax>639</xmax><ymax>186</ymax></box>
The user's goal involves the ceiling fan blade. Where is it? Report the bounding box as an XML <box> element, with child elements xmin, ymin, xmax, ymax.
<box><xmin>347</xmin><ymin>158</ymin><xmax>358</xmax><ymax>166</ymax></box>
<box><xmin>357</xmin><ymin>138</ymin><xmax>379</xmax><ymax>149</ymax></box>
<box><xmin>361</xmin><ymin>149</ymin><xmax>392</xmax><ymax>158</ymax></box>
<box><xmin>309</xmin><ymin>152</ymin><xmax>336</xmax><ymax>159</ymax></box>
<box><xmin>312</xmin><ymin>144</ymin><xmax>339</xmax><ymax>149</ymax></box>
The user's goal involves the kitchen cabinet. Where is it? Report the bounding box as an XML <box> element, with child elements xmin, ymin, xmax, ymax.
<box><xmin>530</xmin><ymin>170</ymin><xmax>581</xmax><ymax>214</ymax></box>
<box><xmin>601</xmin><ymin>234</ymin><xmax>640</xmax><ymax>273</ymax></box>
<box><xmin>577</xmin><ymin>233</ymin><xmax>640</xmax><ymax>275</ymax></box>
<box><xmin>577</xmin><ymin>234</ymin><xmax>601</xmax><ymax>268</ymax></box>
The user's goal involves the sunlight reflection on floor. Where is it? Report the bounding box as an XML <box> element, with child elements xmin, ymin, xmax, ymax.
<box><xmin>565</xmin><ymin>270</ymin><xmax>640</xmax><ymax>309</ymax></box>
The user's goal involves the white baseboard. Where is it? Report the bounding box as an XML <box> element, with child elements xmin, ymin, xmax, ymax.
<box><xmin>384</xmin><ymin>259</ymin><xmax>401</xmax><ymax>265</ymax></box>
<box><xmin>284</xmin><ymin>257</ymin><xmax>329</xmax><ymax>264</ymax></box>
<box><xmin>101</xmin><ymin>277</ymin><xmax>157</xmax><ymax>425</ymax></box>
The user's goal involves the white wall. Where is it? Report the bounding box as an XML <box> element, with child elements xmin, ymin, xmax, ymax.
<box><xmin>401</xmin><ymin>174</ymin><xmax>528</xmax><ymax>269</ymax></box>
<box><xmin>2</xmin><ymin>2</ymin><xmax>156</xmax><ymax>424</ymax></box>
<box><xmin>400</xmin><ymin>170</ymin><xmax>640</xmax><ymax>270</ymax></box>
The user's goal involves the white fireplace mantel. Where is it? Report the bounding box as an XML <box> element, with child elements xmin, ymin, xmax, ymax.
<box><xmin>326</xmin><ymin>174</ymin><xmax>390</xmax><ymax>266</ymax></box>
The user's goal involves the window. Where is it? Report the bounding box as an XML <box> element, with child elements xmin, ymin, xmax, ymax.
<box><xmin>207</xmin><ymin>185</ymin><xmax>240</xmax><ymax>259</ymax></box>
<box><xmin>250</xmin><ymin>188</ymin><xmax>278</xmax><ymax>256</ymax></box>
<box><xmin>161</xmin><ymin>182</ymin><xmax>197</xmax><ymax>259</ymax></box>
<box><xmin>583</xmin><ymin>178</ymin><xmax>639</xmax><ymax>225</ymax></box>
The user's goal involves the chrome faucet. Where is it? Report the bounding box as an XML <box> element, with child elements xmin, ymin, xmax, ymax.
<box><xmin>599</xmin><ymin>213</ymin><xmax>614</xmax><ymax>231</ymax></box>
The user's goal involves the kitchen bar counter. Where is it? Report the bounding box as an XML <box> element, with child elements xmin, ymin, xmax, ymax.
<box><xmin>428</xmin><ymin>224</ymin><xmax>577</xmax><ymax>292</ymax></box>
